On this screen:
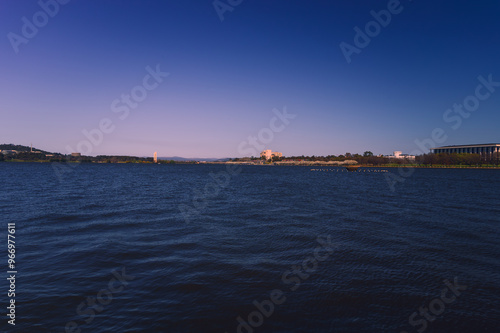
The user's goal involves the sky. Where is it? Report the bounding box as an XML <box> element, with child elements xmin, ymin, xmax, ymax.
<box><xmin>1</xmin><ymin>0</ymin><xmax>500</xmax><ymax>158</ymax></box>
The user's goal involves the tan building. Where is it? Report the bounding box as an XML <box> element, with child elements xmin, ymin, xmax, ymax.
<box><xmin>260</xmin><ymin>149</ymin><xmax>282</xmax><ymax>160</ymax></box>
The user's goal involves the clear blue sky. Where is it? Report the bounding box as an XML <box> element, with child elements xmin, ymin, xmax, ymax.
<box><xmin>1</xmin><ymin>0</ymin><xmax>500</xmax><ymax>158</ymax></box>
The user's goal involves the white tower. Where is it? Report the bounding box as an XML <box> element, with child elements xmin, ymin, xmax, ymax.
<box><xmin>154</xmin><ymin>152</ymin><xmax>158</xmax><ymax>163</ymax></box>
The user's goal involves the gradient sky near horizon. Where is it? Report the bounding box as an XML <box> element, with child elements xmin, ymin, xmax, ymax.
<box><xmin>1</xmin><ymin>0</ymin><xmax>500</xmax><ymax>158</ymax></box>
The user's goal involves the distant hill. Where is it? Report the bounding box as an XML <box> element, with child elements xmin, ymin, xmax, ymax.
<box><xmin>0</xmin><ymin>144</ymin><xmax>51</xmax><ymax>154</ymax></box>
<box><xmin>0</xmin><ymin>144</ymin><xmax>230</xmax><ymax>162</ymax></box>
<box><xmin>159</xmin><ymin>156</ymin><xmax>230</xmax><ymax>162</ymax></box>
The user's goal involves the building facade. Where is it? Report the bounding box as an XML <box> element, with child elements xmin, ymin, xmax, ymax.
<box><xmin>0</xmin><ymin>150</ymin><xmax>18</xmax><ymax>155</ymax></box>
<box><xmin>431</xmin><ymin>143</ymin><xmax>500</xmax><ymax>156</ymax></box>
<box><xmin>393</xmin><ymin>151</ymin><xmax>415</xmax><ymax>160</ymax></box>
<box><xmin>385</xmin><ymin>151</ymin><xmax>415</xmax><ymax>160</ymax></box>
<box><xmin>260</xmin><ymin>149</ymin><xmax>282</xmax><ymax>160</ymax></box>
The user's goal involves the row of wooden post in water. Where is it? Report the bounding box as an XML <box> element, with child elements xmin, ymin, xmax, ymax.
<box><xmin>310</xmin><ymin>167</ymin><xmax>389</xmax><ymax>173</ymax></box>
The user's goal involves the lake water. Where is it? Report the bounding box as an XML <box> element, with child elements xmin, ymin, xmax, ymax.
<box><xmin>1</xmin><ymin>163</ymin><xmax>499</xmax><ymax>332</ymax></box>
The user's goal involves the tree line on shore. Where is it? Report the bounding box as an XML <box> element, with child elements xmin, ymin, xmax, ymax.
<box><xmin>2</xmin><ymin>146</ymin><xmax>499</xmax><ymax>166</ymax></box>
<box><xmin>0</xmin><ymin>152</ymin><xmax>176</xmax><ymax>164</ymax></box>
<box><xmin>232</xmin><ymin>151</ymin><xmax>500</xmax><ymax>166</ymax></box>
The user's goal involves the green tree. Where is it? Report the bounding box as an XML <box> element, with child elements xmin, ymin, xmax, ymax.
<box><xmin>271</xmin><ymin>155</ymin><xmax>282</xmax><ymax>162</ymax></box>
<box><xmin>363</xmin><ymin>151</ymin><xmax>373</xmax><ymax>157</ymax></box>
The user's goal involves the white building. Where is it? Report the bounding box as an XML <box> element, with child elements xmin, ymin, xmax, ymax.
<box><xmin>260</xmin><ymin>149</ymin><xmax>282</xmax><ymax>160</ymax></box>
<box><xmin>0</xmin><ymin>150</ymin><xmax>18</xmax><ymax>155</ymax></box>
<box><xmin>387</xmin><ymin>151</ymin><xmax>415</xmax><ymax>160</ymax></box>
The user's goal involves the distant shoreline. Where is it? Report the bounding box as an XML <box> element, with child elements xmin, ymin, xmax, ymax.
<box><xmin>2</xmin><ymin>160</ymin><xmax>500</xmax><ymax>169</ymax></box>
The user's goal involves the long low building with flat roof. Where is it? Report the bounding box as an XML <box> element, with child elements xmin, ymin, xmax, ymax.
<box><xmin>431</xmin><ymin>143</ymin><xmax>500</xmax><ymax>155</ymax></box>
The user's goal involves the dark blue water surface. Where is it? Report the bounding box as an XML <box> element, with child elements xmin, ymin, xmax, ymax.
<box><xmin>1</xmin><ymin>163</ymin><xmax>499</xmax><ymax>332</ymax></box>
